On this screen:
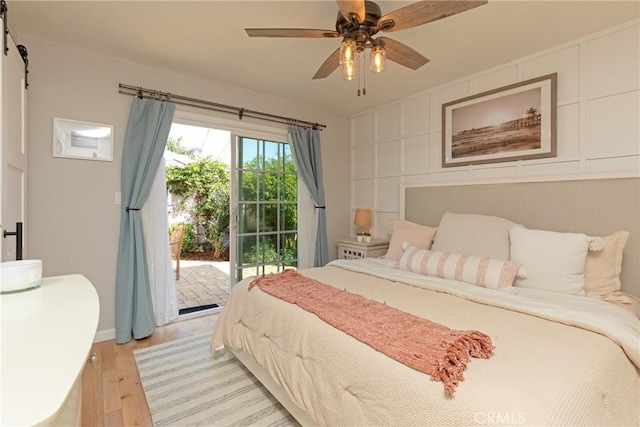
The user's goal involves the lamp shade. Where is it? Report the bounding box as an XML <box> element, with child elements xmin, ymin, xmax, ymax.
<box><xmin>354</xmin><ymin>208</ymin><xmax>372</xmax><ymax>226</ymax></box>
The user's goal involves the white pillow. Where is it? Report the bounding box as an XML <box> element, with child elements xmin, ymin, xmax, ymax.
<box><xmin>432</xmin><ymin>212</ymin><xmax>515</xmax><ymax>260</ymax></box>
<box><xmin>396</xmin><ymin>243</ymin><xmax>525</xmax><ymax>292</ymax></box>
<box><xmin>509</xmin><ymin>226</ymin><xmax>590</xmax><ymax>295</ymax></box>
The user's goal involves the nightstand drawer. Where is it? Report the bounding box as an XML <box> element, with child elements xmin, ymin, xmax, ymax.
<box><xmin>337</xmin><ymin>238</ymin><xmax>389</xmax><ymax>260</ymax></box>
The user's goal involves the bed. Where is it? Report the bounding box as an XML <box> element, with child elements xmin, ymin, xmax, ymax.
<box><xmin>211</xmin><ymin>177</ymin><xmax>640</xmax><ymax>426</ymax></box>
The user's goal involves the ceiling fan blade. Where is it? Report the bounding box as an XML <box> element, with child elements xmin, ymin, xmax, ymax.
<box><xmin>337</xmin><ymin>0</ymin><xmax>366</xmax><ymax>24</ymax></box>
<box><xmin>245</xmin><ymin>28</ymin><xmax>340</xmax><ymax>38</ymax></box>
<box><xmin>377</xmin><ymin>37</ymin><xmax>430</xmax><ymax>70</ymax></box>
<box><xmin>313</xmin><ymin>48</ymin><xmax>341</xmax><ymax>79</ymax></box>
<box><xmin>378</xmin><ymin>1</ymin><xmax>488</xmax><ymax>32</ymax></box>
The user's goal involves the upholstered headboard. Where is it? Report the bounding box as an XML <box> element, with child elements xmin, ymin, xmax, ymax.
<box><xmin>404</xmin><ymin>178</ymin><xmax>639</xmax><ymax>297</ymax></box>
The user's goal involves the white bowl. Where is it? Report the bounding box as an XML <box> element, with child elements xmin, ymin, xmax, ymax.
<box><xmin>0</xmin><ymin>260</ymin><xmax>43</xmax><ymax>293</ymax></box>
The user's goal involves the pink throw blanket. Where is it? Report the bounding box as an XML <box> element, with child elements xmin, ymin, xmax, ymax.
<box><xmin>249</xmin><ymin>269</ymin><xmax>494</xmax><ymax>395</ymax></box>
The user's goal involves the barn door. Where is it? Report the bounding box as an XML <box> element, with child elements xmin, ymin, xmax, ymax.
<box><xmin>1</xmin><ymin>19</ymin><xmax>28</xmax><ymax>261</ymax></box>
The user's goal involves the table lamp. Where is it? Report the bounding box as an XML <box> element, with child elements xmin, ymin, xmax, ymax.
<box><xmin>354</xmin><ymin>208</ymin><xmax>372</xmax><ymax>236</ymax></box>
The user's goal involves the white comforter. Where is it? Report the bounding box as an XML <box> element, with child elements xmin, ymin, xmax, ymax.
<box><xmin>212</xmin><ymin>258</ymin><xmax>640</xmax><ymax>426</ymax></box>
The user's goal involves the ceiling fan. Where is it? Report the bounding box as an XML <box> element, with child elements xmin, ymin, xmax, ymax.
<box><xmin>246</xmin><ymin>0</ymin><xmax>488</xmax><ymax>86</ymax></box>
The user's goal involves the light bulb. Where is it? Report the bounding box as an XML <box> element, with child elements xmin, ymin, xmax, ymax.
<box><xmin>342</xmin><ymin>59</ymin><xmax>356</xmax><ymax>81</ymax></box>
<box><xmin>370</xmin><ymin>44</ymin><xmax>386</xmax><ymax>73</ymax></box>
<box><xmin>340</xmin><ymin>37</ymin><xmax>356</xmax><ymax>65</ymax></box>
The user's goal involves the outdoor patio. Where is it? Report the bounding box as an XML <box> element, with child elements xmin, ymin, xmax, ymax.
<box><xmin>176</xmin><ymin>260</ymin><xmax>231</xmax><ymax>311</ymax></box>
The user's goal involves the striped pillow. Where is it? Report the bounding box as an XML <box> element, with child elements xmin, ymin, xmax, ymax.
<box><xmin>396</xmin><ymin>243</ymin><xmax>525</xmax><ymax>291</ymax></box>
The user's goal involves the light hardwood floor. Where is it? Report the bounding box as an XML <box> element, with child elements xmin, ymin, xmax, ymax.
<box><xmin>81</xmin><ymin>314</ymin><xmax>218</xmax><ymax>426</ymax></box>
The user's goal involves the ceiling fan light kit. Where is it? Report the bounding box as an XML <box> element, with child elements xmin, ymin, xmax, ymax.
<box><xmin>339</xmin><ymin>36</ymin><xmax>356</xmax><ymax>65</ymax></box>
<box><xmin>342</xmin><ymin>57</ymin><xmax>357</xmax><ymax>81</ymax></box>
<box><xmin>246</xmin><ymin>0</ymin><xmax>488</xmax><ymax>94</ymax></box>
<box><xmin>370</xmin><ymin>39</ymin><xmax>386</xmax><ymax>73</ymax></box>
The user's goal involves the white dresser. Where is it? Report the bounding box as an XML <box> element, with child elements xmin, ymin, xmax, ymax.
<box><xmin>1</xmin><ymin>274</ymin><xmax>99</xmax><ymax>426</ymax></box>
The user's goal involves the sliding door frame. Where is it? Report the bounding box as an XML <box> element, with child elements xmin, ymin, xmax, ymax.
<box><xmin>172</xmin><ymin>110</ymin><xmax>288</xmax><ymax>290</ymax></box>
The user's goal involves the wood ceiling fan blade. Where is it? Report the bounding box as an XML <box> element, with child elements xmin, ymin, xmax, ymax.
<box><xmin>313</xmin><ymin>48</ymin><xmax>341</xmax><ymax>79</ymax></box>
<box><xmin>377</xmin><ymin>37</ymin><xmax>430</xmax><ymax>70</ymax></box>
<box><xmin>337</xmin><ymin>0</ymin><xmax>366</xmax><ymax>24</ymax></box>
<box><xmin>378</xmin><ymin>1</ymin><xmax>488</xmax><ymax>32</ymax></box>
<box><xmin>245</xmin><ymin>28</ymin><xmax>340</xmax><ymax>38</ymax></box>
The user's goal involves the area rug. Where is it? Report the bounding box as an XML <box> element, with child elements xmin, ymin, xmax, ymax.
<box><xmin>134</xmin><ymin>334</ymin><xmax>297</xmax><ymax>426</ymax></box>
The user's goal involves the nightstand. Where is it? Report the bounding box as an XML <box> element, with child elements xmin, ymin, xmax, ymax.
<box><xmin>337</xmin><ymin>238</ymin><xmax>389</xmax><ymax>260</ymax></box>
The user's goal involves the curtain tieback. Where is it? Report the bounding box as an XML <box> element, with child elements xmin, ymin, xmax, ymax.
<box><xmin>314</xmin><ymin>205</ymin><xmax>326</xmax><ymax>209</ymax></box>
<box><xmin>126</xmin><ymin>207</ymin><xmax>141</xmax><ymax>212</ymax></box>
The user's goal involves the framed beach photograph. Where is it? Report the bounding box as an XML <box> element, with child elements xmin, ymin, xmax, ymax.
<box><xmin>442</xmin><ymin>73</ymin><xmax>557</xmax><ymax>168</ymax></box>
<box><xmin>53</xmin><ymin>118</ymin><xmax>114</xmax><ymax>161</ymax></box>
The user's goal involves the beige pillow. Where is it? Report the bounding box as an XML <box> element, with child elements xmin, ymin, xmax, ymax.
<box><xmin>384</xmin><ymin>220</ymin><xmax>437</xmax><ymax>261</ymax></box>
<box><xmin>585</xmin><ymin>231</ymin><xmax>629</xmax><ymax>299</ymax></box>
<box><xmin>432</xmin><ymin>212</ymin><xmax>515</xmax><ymax>260</ymax></box>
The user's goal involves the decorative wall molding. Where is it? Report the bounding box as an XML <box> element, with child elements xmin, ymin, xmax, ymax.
<box><xmin>351</xmin><ymin>19</ymin><xmax>640</xmax><ymax>238</ymax></box>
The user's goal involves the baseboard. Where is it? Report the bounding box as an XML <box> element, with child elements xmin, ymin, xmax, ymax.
<box><xmin>94</xmin><ymin>328</ymin><xmax>115</xmax><ymax>343</ymax></box>
<box><xmin>93</xmin><ymin>309</ymin><xmax>221</xmax><ymax>342</ymax></box>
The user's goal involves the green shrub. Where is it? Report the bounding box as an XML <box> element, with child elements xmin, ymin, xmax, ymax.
<box><xmin>170</xmin><ymin>222</ymin><xmax>196</xmax><ymax>255</ymax></box>
<box><xmin>166</xmin><ymin>158</ymin><xmax>230</xmax><ymax>256</ymax></box>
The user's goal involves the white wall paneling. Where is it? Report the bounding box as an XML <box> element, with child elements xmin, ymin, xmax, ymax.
<box><xmin>401</xmin><ymin>93</ymin><xmax>430</xmax><ymax>136</ymax></box>
<box><xmin>353</xmin><ymin>145</ymin><xmax>375</xmax><ymax>179</ymax></box>
<box><xmin>353</xmin><ymin>113</ymin><xmax>375</xmax><ymax>146</ymax></box>
<box><xmin>471</xmin><ymin>165</ymin><xmax>519</xmax><ymax>180</ymax></box>
<box><xmin>471</xmin><ymin>66</ymin><xmax>519</xmax><ymax>95</ymax></box>
<box><xmin>402</xmin><ymin>134</ymin><xmax>431</xmax><ymax>175</ymax></box>
<box><xmin>521</xmin><ymin>160</ymin><xmax>581</xmax><ymax>176</ymax></box>
<box><xmin>375</xmin><ymin>104</ymin><xmax>400</xmax><ymax>141</ymax></box>
<box><xmin>431</xmin><ymin>130</ymin><xmax>443</xmax><ymax>171</ymax></box>
<box><xmin>375</xmin><ymin>177</ymin><xmax>400</xmax><ymax>212</ymax></box>
<box><xmin>373</xmin><ymin>211</ymin><xmax>397</xmax><ymax>240</ymax></box>
<box><xmin>586</xmin><ymin>25</ymin><xmax>640</xmax><ymax>96</ymax></box>
<box><xmin>351</xmin><ymin>20</ymin><xmax>640</xmax><ymax>234</ymax></box>
<box><xmin>587</xmin><ymin>156</ymin><xmax>640</xmax><ymax>172</ymax></box>
<box><xmin>522</xmin><ymin>45</ymin><xmax>581</xmax><ymax>100</ymax></box>
<box><xmin>432</xmin><ymin>169</ymin><xmax>471</xmax><ymax>182</ymax></box>
<box><xmin>430</xmin><ymin>81</ymin><xmax>470</xmax><ymax>132</ymax></box>
<box><xmin>376</xmin><ymin>140</ymin><xmax>400</xmax><ymax>177</ymax></box>
<box><xmin>587</xmin><ymin>91</ymin><xmax>640</xmax><ymax>158</ymax></box>
<box><xmin>555</xmin><ymin>103</ymin><xmax>581</xmax><ymax>159</ymax></box>
<box><xmin>352</xmin><ymin>178</ymin><xmax>374</xmax><ymax>211</ymax></box>
<box><xmin>401</xmin><ymin>173</ymin><xmax>431</xmax><ymax>185</ymax></box>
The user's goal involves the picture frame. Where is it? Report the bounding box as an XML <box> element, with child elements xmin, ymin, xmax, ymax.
<box><xmin>53</xmin><ymin>118</ymin><xmax>114</xmax><ymax>161</ymax></box>
<box><xmin>442</xmin><ymin>73</ymin><xmax>557</xmax><ymax>168</ymax></box>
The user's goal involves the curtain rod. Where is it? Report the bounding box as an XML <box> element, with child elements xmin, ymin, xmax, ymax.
<box><xmin>118</xmin><ymin>83</ymin><xmax>326</xmax><ymax>131</ymax></box>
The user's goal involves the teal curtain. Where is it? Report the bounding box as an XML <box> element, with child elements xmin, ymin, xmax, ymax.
<box><xmin>115</xmin><ymin>98</ymin><xmax>175</xmax><ymax>344</ymax></box>
<box><xmin>288</xmin><ymin>126</ymin><xmax>328</xmax><ymax>267</ymax></box>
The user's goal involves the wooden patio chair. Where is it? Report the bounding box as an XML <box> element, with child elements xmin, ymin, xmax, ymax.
<box><xmin>169</xmin><ymin>225</ymin><xmax>185</xmax><ymax>280</ymax></box>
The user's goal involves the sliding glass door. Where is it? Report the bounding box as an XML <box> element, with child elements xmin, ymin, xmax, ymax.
<box><xmin>233</xmin><ymin>136</ymin><xmax>298</xmax><ymax>282</ymax></box>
